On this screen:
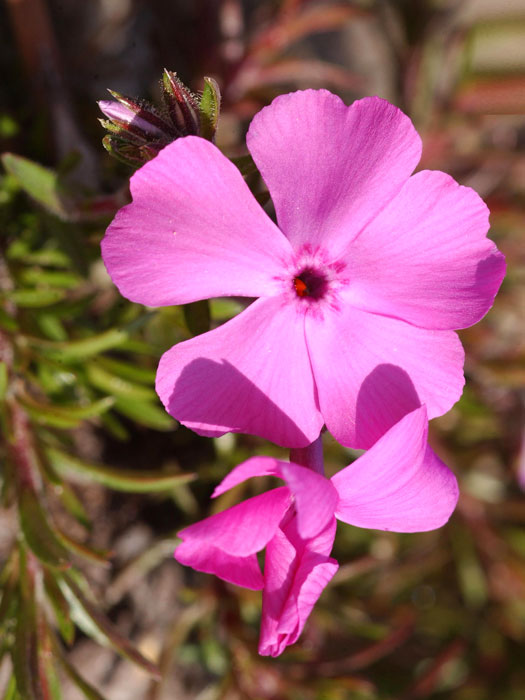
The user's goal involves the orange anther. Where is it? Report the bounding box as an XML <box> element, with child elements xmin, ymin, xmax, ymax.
<box><xmin>294</xmin><ymin>277</ymin><xmax>309</xmax><ymax>297</ymax></box>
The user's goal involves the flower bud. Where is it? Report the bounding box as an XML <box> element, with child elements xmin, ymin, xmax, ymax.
<box><xmin>98</xmin><ymin>71</ymin><xmax>221</xmax><ymax>167</ymax></box>
<box><xmin>161</xmin><ymin>70</ymin><xmax>200</xmax><ymax>136</ymax></box>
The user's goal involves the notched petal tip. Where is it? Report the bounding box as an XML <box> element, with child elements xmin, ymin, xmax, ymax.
<box><xmin>246</xmin><ymin>88</ymin><xmax>423</xmax><ymax>259</ymax></box>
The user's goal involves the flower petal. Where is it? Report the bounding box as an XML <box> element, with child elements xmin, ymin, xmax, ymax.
<box><xmin>259</xmin><ymin>517</ymin><xmax>337</xmax><ymax>657</ymax></box>
<box><xmin>177</xmin><ymin>487</ymin><xmax>291</xmax><ymax>557</ymax></box>
<box><xmin>212</xmin><ymin>456</ymin><xmax>283</xmax><ymax>497</ymax></box>
<box><xmin>305</xmin><ymin>304</ymin><xmax>465</xmax><ymax>448</ymax></box>
<box><xmin>99</xmin><ymin>100</ymin><xmax>167</xmax><ymax>138</ymax></box>
<box><xmin>259</xmin><ymin>525</ymin><xmax>297</xmax><ymax>657</ymax></box>
<box><xmin>346</xmin><ymin>170</ymin><xmax>506</xmax><ymax>330</ymax></box>
<box><xmin>275</xmin><ymin>556</ymin><xmax>338</xmax><ymax>650</ymax></box>
<box><xmin>213</xmin><ymin>457</ymin><xmax>339</xmax><ymax>540</ymax></box>
<box><xmin>156</xmin><ymin>296</ymin><xmax>323</xmax><ymax>447</ymax></box>
<box><xmin>332</xmin><ymin>406</ymin><xmax>459</xmax><ymax>532</ymax></box>
<box><xmin>174</xmin><ymin>542</ymin><xmax>263</xmax><ymax>590</ymax></box>
<box><xmin>102</xmin><ymin>136</ymin><xmax>292</xmax><ymax>306</ymax></box>
<box><xmin>279</xmin><ymin>462</ymin><xmax>338</xmax><ymax>539</ymax></box>
<box><xmin>246</xmin><ymin>91</ymin><xmax>421</xmax><ymax>258</ymax></box>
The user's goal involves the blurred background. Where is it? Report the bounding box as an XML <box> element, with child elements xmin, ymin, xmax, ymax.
<box><xmin>1</xmin><ymin>0</ymin><xmax>525</xmax><ymax>698</ymax></box>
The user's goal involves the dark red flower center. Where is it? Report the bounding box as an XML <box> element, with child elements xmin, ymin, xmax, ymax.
<box><xmin>292</xmin><ymin>269</ymin><xmax>328</xmax><ymax>299</ymax></box>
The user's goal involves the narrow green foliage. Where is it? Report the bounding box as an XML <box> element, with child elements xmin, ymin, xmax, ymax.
<box><xmin>1</xmin><ymin>675</ymin><xmax>19</xmax><ymax>700</ymax></box>
<box><xmin>95</xmin><ymin>356</ymin><xmax>156</xmax><ymax>384</ymax></box>
<box><xmin>86</xmin><ymin>362</ymin><xmax>156</xmax><ymax>401</ymax></box>
<box><xmin>19</xmin><ymin>395</ymin><xmax>114</xmax><ymax>429</ymax></box>
<box><xmin>45</xmin><ymin>447</ymin><xmax>195</xmax><ymax>493</ymax></box>
<box><xmin>7</xmin><ymin>288</ymin><xmax>67</xmax><ymax>308</ymax></box>
<box><xmin>54</xmin><ymin>483</ymin><xmax>91</xmax><ymax>530</ymax></box>
<box><xmin>12</xmin><ymin>616</ymin><xmax>41</xmax><ymax>700</ymax></box>
<box><xmin>55</xmin><ymin>531</ymin><xmax>112</xmax><ymax>569</ymax></box>
<box><xmin>43</xmin><ymin>572</ymin><xmax>75</xmax><ymax>645</ymax></box>
<box><xmin>19</xmin><ymin>269</ymin><xmax>81</xmax><ymax>289</ymax></box>
<box><xmin>17</xmin><ymin>488</ymin><xmax>71</xmax><ymax>570</ymax></box>
<box><xmin>6</xmin><ymin>242</ymin><xmax>70</xmax><ymax>268</ymax></box>
<box><xmin>113</xmin><ymin>396</ymin><xmax>174</xmax><ymax>430</ymax></box>
<box><xmin>35</xmin><ymin>314</ymin><xmax>68</xmax><ymax>342</ymax></box>
<box><xmin>51</xmin><ymin>633</ymin><xmax>107</xmax><ymax>700</ymax></box>
<box><xmin>12</xmin><ymin>556</ymin><xmax>42</xmax><ymax>700</ymax></box>
<box><xmin>27</xmin><ymin>328</ymin><xmax>130</xmax><ymax>362</ymax></box>
<box><xmin>0</xmin><ymin>307</ymin><xmax>18</xmax><ymax>332</ymax></box>
<box><xmin>36</xmin><ymin>612</ymin><xmax>63</xmax><ymax>700</ymax></box>
<box><xmin>1</xmin><ymin>154</ymin><xmax>71</xmax><ymax>220</ymax></box>
<box><xmin>97</xmin><ymin>411</ymin><xmax>129</xmax><ymax>441</ymax></box>
<box><xmin>41</xmin><ymin>652</ymin><xmax>63</xmax><ymax>700</ymax></box>
<box><xmin>34</xmin><ymin>363</ymin><xmax>76</xmax><ymax>396</ymax></box>
<box><xmin>57</xmin><ymin>574</ymin><xmax>161</xmax><ymax>678</ymax></box>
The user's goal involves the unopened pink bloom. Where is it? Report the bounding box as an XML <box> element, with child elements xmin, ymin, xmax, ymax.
<box><xmin>102</xmin><ymin>90</ymin><xmax>505</xmax><ymax>449</ymax></box>
<box><xmin>175</xmin><ymin>406</ymin><xmax>459</xmax><ymax>656</ymax></box>
<box><xmin>99</xmin><ymin>100</ymin><xmax>169</xmax><ymax>139</ymax></box>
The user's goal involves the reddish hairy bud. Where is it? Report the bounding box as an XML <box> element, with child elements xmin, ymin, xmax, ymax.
<box><xmin>98</xmin><ymin>70</ymin><xmax>221</xmax><ymax>167</ymax></box>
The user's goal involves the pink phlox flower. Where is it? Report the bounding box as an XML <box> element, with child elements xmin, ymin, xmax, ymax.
<box><xmin>174</xmin><ymin>406</ymin><xmax>459</xmax><ymax>656</ymax></box>
<box><xmin>102</xmin><ymin>89</ymin><xmax>506</xmax><ymax>449</ymax></box>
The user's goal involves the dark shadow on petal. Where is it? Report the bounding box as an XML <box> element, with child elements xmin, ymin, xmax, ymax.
<box><xmin>167</xmin><ymin>358</ymin><xmax>310</xmax><ymax>447</ymax></box>
<box><xmin>475</xmin><ymin>250</ymin><xmax>506</xmax><ymax>295</ymax></box>
<box><xmin>355</xmin><ymin>364</ymin><xmax>421</xmax><ymax>449</ymax></box>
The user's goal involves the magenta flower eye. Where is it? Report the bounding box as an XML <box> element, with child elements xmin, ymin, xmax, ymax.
<box><xmin>102</xmin><ymin>90</ymin><xmax>505</xmax><ymax>450</ymax></box>
<box><xmin>293</xmin><ymin>269</ymin><xmax>328</xmax><ymax>299</ymax></box>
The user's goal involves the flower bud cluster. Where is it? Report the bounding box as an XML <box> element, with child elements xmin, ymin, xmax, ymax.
<box><xmin>99</xmin><ymin>71</ymin><xmax>220</xmax><ymax>166</ymax></box>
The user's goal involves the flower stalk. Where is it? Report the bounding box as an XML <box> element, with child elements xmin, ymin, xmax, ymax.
<box><xmin>289</xmin><ymin>434</ymin><xmax>324</xmax><ymax>475</ymax></box>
